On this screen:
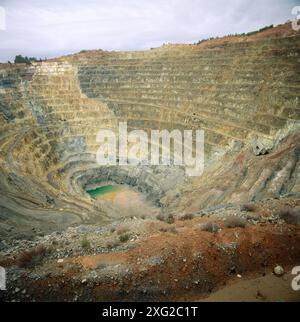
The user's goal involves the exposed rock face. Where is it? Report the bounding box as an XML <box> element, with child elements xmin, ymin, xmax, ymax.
<box><xmin>0</xmin><ymin>22</ymin><xmax>300</xmax><ymax>236</ymax></box>
<box><xmin>251</xmin><ymin>137</ymin><xmax>273</xmax><ymax>156</ymax></box>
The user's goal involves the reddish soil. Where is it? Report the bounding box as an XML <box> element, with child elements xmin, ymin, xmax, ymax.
<box><xmin>1</xmin><ymin>216</ymin><xmax>300</xmax><ymax>302</ymax></box>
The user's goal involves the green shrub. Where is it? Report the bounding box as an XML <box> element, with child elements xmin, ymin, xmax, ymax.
<box><xmin>81</xmin><ymin>235</ymin><xmax>91</xmax><ymax>249</ymax></box>
<box><xmin>119</xmin><ymin>233</ymin><xmax>131</xmax><ymax>243</ymax></box>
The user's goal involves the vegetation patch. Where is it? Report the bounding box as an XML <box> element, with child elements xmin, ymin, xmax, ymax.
<box><xmin>16</xmin><ymin>245</ymin><xmax>49</xmax><ymax>268</ymax></box>
<box><xmin>119</xmin><ymin>233</ymin><xmax>132</xmax><ymax>243</ymax></box>
<box><xmin>179</xmin><ymin>213</ymin><xmax>194</xmax><ymax>221</ymax></box>
<box><xmin>241</xmin><ymin>203</ymin><xmax>256</xmax><ymax>212</ymax></box>
<box><xmin>277</xmin><ymin>208</ymin><xmax>300</xmax><ymax>225</ymax></box>
<box><xmin>198</xmin><ymin>222</ymin><xmax>220</xmax><ymax>233</ymax></box>
<box><xmin>156</xmin><ymin>213</ymin><xmax>175</xmax><ymax>224</ymax></box>
<box><xmin>224</xmin><ymin>216</ymin><xmax>247</xmax><ymax>228</ymax></box>
<box><xmin>80</xmin><ymin>235</ymin><xmax>91</xmax><ymax>249</ymax></box>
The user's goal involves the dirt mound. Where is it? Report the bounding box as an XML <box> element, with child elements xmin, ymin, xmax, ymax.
<box><xmin>1</xmin><ymin>197</ymin><xmax>300</xmax><ymax>301</ymax></box>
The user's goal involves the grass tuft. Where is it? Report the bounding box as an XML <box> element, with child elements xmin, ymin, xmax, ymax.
<box><xmin>119</xmin><ymin>233</ymin><xmax>132</xmax><ymax>243</ymax></box>
<box><xmin>17</xmin><ymin>245</ymin><xmax>49</xmax><ymax>268</ymax></box>
<box><xmin>276</xmin><ymin>208</ymin><xmax>300</xmax><ymax>225</ymax></box>
<box><xmin>198</xmin><ymin>222</ymin><xmax>220</xmax><ymax>233</ymax></box>
<box><xmin>224</xmin><ymin>216</ymin><xmax>247</xmax><ymax>228</ymax></box>
<box><xmin>156</xmin><ymin>213</ymin><xmax>175</xmax><ymax>224</ymax></box>
<box><xmin>179</xmin><ymin>213</ymin><xmax>194</xmax><ymax>221</ymax></box>
<box><xmin>241</xmin><ymin>203</ymin><xmax>256</xmax><ymax>212</ymax></box>
<box><xmin>80</xmin><ymin>235</ymin><xmax>91</xmax><ymax>249</ymax></box>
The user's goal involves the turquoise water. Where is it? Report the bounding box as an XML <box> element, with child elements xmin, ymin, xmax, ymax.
<box><xmin>86</xmin><ymin>185</ymin><xmax>121</xmax><ymax>198</ymax></box>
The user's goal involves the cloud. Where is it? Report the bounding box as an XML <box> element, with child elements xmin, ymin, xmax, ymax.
<box><xmin>0</xmin><ymin>0</ymin><xmax>298</xmax><ymax>62</ymax></box>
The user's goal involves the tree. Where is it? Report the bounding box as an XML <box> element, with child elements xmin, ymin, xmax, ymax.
<box><xmin>14</xmin><ymin>55</ymin><xmax>39</xmax><ymax>64</ymax></box>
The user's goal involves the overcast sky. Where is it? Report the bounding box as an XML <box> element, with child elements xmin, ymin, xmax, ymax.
<box><xmin>0</xmin><ymin>0</ymin><xmax>299</xmax><ymax>62</ymax></box>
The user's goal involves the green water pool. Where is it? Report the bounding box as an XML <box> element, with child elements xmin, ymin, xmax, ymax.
<box><xmin>86</xmin><ymin>185</ymin><xmax>121</xmax><ymax>198</ymax></box>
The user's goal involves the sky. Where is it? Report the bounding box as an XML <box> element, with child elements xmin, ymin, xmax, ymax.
<box><xmin>0</xmin><ymin>0</ymin><xmax>299</xmax><ymax>62</ymax></box>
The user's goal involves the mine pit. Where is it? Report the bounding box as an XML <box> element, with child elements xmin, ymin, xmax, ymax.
<box><xmin>0</xmin><ymin>21</ymin><xmax>300</xmax><ymax>302</ymax></box>
<box><xmin>86</xmin><ymin>183</ymin><xmax>159</xmax><ymax>219</ymax></box>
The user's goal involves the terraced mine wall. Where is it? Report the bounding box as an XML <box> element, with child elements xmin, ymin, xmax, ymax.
<box><xmin>0</xmin><ymin>24</ymin><xmax>300</xmax><ymax>236</ymax></box>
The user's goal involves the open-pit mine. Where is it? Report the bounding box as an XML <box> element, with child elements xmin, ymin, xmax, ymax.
<box><xmin>0</xmin><ymin>22</ymin><xmax>300</xmax><ymax>301</ymax></box>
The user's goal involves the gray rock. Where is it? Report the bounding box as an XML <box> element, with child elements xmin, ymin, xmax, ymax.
<box><xmin>252</xmin><ymin>138</ymin><xmax>273</xmax><ymax>156</ymax></box>
<box><xmin>274</xmin><ymin>265</ymin><xmax>284</xmax><ymax>277</ymax></box>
